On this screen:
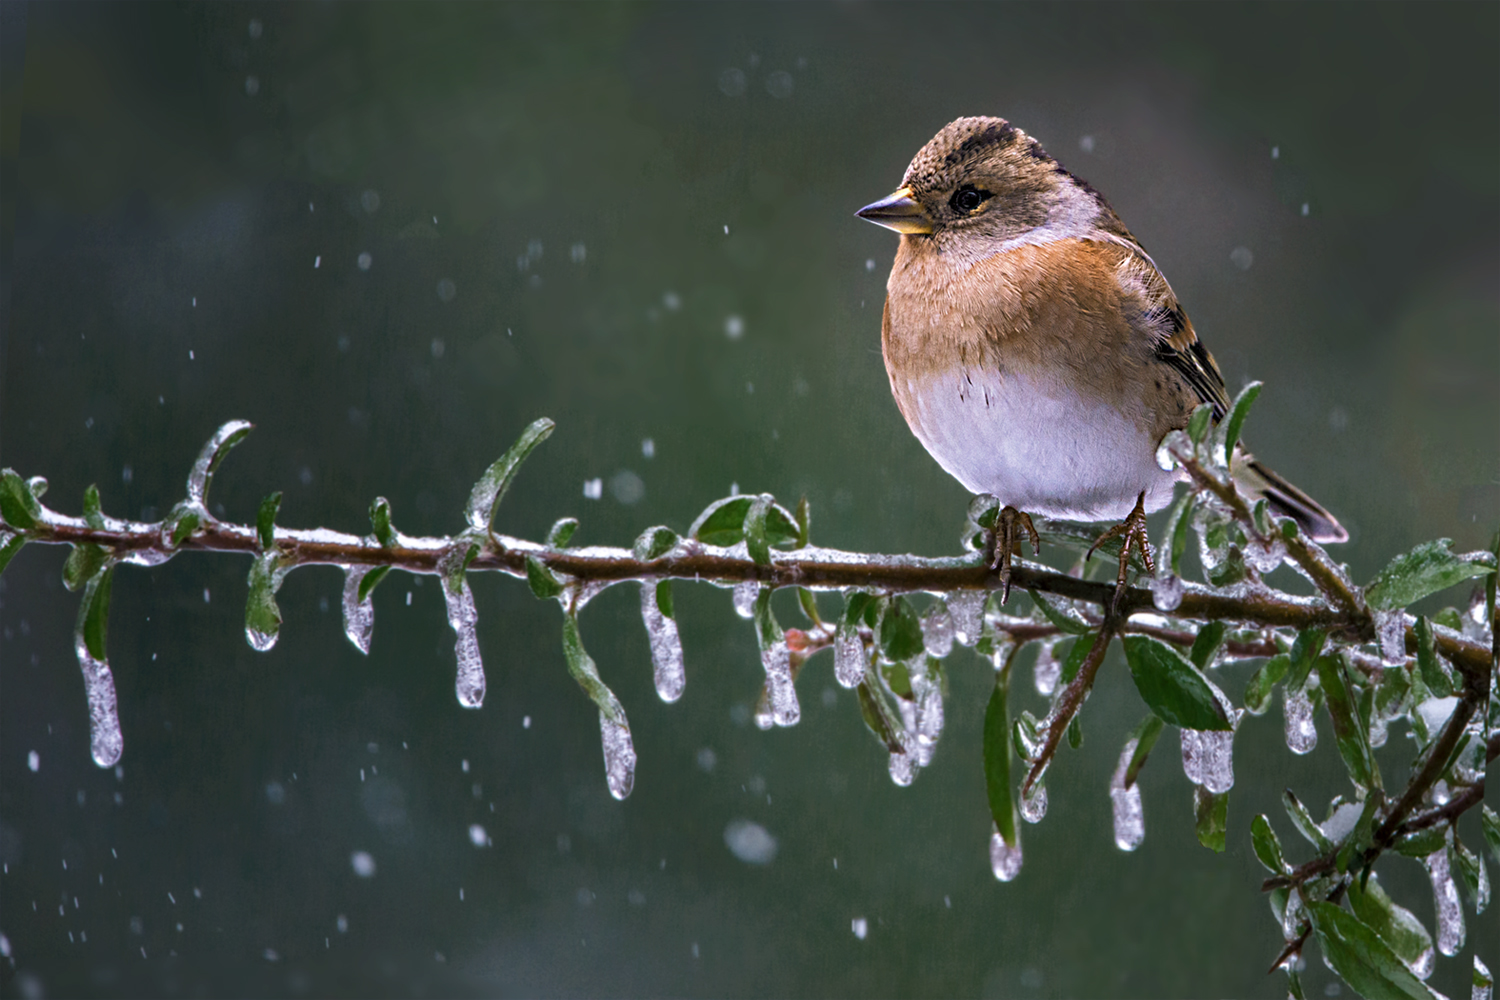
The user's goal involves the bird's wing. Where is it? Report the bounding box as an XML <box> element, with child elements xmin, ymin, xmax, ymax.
<box><xmin>1106</xmin><ymin>239</ymin><xmax>1230</xmax><ymax>420</ymax></box>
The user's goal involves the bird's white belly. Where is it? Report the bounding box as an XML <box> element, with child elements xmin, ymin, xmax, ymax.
<box><xmin>903</xmin><ymin>368</ymin><xmax>1178</xmax><ymax>521</ymax></box>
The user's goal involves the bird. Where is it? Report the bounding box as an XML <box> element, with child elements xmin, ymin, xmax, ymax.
<box><xmin>856</xmin><ymin>116</ymin><xmax>1346</xmax><ymax>600</ymax></box>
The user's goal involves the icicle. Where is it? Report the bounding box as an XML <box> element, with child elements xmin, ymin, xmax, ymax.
<box><xmin>1033</xmin><ymin>641</ymin><xmax>1061</xmax><ymax>697</ymax></box>
<box><xmin>1109</xmin><ymin>740</ymin><xmax>1144</xmax><ymax>852</ymax></box>
<box><xmin>753</xmin><ymin>688</ymin><xmax>774</xmax><ymax>731</ymax></box>
<box><xmin>833</xmin><ymin>625</ymin><xmax>865</xmax><ymax>689</ymax></box>
<box><xmin>760</xmin><ymin>638</ymin><xmax>799</xmax><ymax>727</ymax></box>
<box><xmin>989</xmin><ymin>826</ymin><xmax>1022</xmax><ymax>882</ymax></box>
<box><xmin>1150</xmin><ymin>572</ymin><xmax>1184</xmax><ymax>612</ymax></box>
<box><xmin>1424</xmin><ymin>847</ymin><xmax>1465</xmax><ymax>956</ymax></box>
<box><xmin>921</xmin><ymin>604</ymin><xmax>954</xmax><ymax>658</ymax></box>
<box><xmin>442</xmin><ymin>575</ymin><xmax>485</xmax><ymax>708</ymax></box>
<box><xmin>342</xmin><ymin>566</ymin><xmax>375</xmax><ymax>655</ymax></box>
<box><xmin>888</xmin><ymin>745</ymin><xmax>915</xmax><ymax>786</ymax></box>
<box><xmin>947</xmin><ymin>590</ymin><xmax>986</xmax><ymax>646</ymax></box>
<box><xmin>1020</xmin><ymin>780</ymin><xmax>1048</xmax><ymax>824</ymax></box>
<box><xmin>1374</xmin><ymin>609</ymin><xmax>1407</xmax><ymax>665</ymax></box>
<box><xmin>599</xmin><ymin>712</ymin><xmax>636</xmax><ymax>801</ymax></box>
<box><xmin>731</xmin><ymin>580</ymin><xmax>757</xmax><ymax>619</ymax></box>
<box><xmin>73</xmin><ymin>633</ymin><xmax>123</xmax><ymax>767</ymax></box>
<box><xmin>1473</xmin><ymin>956</ymin><xmax>1493</xmax><ymax>1000</ymax></box>
<box><xmin>640</xmin><ymin>582</ymin><xmax>684</xmax><ymax>704</ymax></box>
<box><xmin>1180</xmin><ymin>726</ymin><xmax>1235</xmax><ymax>793</ymax></box>
<box><xmin>911</xmin><ymin>670</ymin><xmax>945</xmax><ymax>767</ymax></box>
<box><xmin>1283</xmin><ymin>686</ymin><xmax>1317</xmax><ymax>755</ymax></box>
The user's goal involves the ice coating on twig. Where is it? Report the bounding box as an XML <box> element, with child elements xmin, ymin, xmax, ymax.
<box><xmin>732</xmin><ymin>580</ymin><xmax>757</xmax><ymax>620</ymax></box>
<box><xmin>946</xmin><ymin>590</ymin><xmax>986</xmax><ymax>646</ymax></box>
<box><xmin>990</xmin><ymin>827</ymin><xmax>1022</xmax><ymax>882</ymax></box>
<box><xmin>1149</xmin><ymin>572</ymin><xmax>1184</xmax><ymax>612</ymax></box>
<box><xmin>921</xmin><ymin>604</ymin><xmax>954</xmax><ymax>658</ymax></box>
<box><xmin>1244</xmin><ymin>535</ymin><xmax>1286</xmax><ymax>575</ymax></box>
<box><xmin>1108</xmin><ymin>739</ymin><xmax>1144</xmax><ymax>851</ymax></box>
<box><xmin>760</xmin><ymin>638</ymin><xmax>799</xmax><ymax>727</ymax></box>
<box><xmin>73</xmin><ymin>632</ymin><xmax>123</xmax><ymax>767</ymax></box>
<box><xmin>442</xmin><ymin>575</ymin><xmax>485</xmax><ymax>708</ymax></box>
<box><xmin>833</xmin><ymin>625</ymin><xmax>865</xmax><ymax>689</ymax></box>
<box><xmin>1283</xmin><ymin>685</ymin><xmax>1317</xmax><ymax>755</ymax></box>
<box><xmin>640</xmin><ymin>582</ymin><xmax>684</xmax><ymax>703</ymax></box>
<box><xmin>1020</xmin><ymin>780</ymin><xmax>1048</xmax><ymax>824</ymax></box>
<box><xmin>599</xmin><ymin>711</ymin><xmax>636</xmax><ymax>801</ymax></box>
<box><xmin>1424</xmin><ymin>847</ymin><xmax>1465</xmax><ymax>956</ymax></box>
<box><xmin>1374</xmin><ymin>609</ymin><xmax>1407</xmax><ymax>666</ymax></box>
<box><xmin>342</xmin><ymin>565</ymin><xmax>375</xmax><ymax>655</ymax></box>
<box><xmin>1033</xmin><ymin>641</ymin><xmax>1060</xmax><ymax>697</ymax></box>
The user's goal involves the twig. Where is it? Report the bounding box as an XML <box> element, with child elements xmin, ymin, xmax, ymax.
<box><xmin>1020</xmin><ymin>606</ymin><xmax>1122</xmax><ymax>798</ymax></box>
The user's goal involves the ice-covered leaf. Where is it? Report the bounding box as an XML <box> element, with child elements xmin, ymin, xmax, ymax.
<box><xmin>186</xmin><ymin>420</ymin><xmax>254</xmax><ymax>508</ymax></box>
<box><xmin>257</xmin><ymin>491</ymin><xmax>282</xmax><ymax>551</ymax></box>
<box><xmin>1244</xmin><ymin>654</ymin><xmax>1289</xmax><ymax>715</ymax></box>
<box><xmin>745</xmin><ymin>494</ymin><xmax>772</xmax><ymax>566</ymax></box>
<box><xmin>1306</xmin><ymin>901</ymin><xmax>1443</xmax><ymax>1000</ymax></box>
<box><xmin>688</xmin><ymin>495</ymin><xmax>798</xmax><ymax>548</ymax></box>
<box><xmin>1216</xmin><ymin>380</ymin><xmax>1262</xmax><ymax>465</ymax></box>
<box><xmin>878</xmin><ymin>596</ymin><xmax>925</xmax><ymax>664</ymax></box>
<box><xmin>632</xmin><ymin>525</ymin><xmax>677</xmax><ymax>561</ymax></box>
<box><xmin>77</xmin><ymin>564</ymin><xmax>114</xmax><ymax>664</ymax></box>
<box><xmin>797</xmin><ymin>587</ymin><xmax>821</xmax><ymax>627</ymax></box>
<box><xmin>1123</xmin><ymin>713</ymin><xmax>1164</xmax><ymax>788</ymax></box>
<box><xmin>357</xmin><ymin>564</ymin><xmax>391</xmax><ymax>604</ymax></box>
<box><xmin>0</xmin><ymin>530</ymin><xmax>24</xmax><ymax>576</ymax></box>
<box><xmin>526</xmin><ymin>555</ymin><xmax>565</xmax><ymax>600</ymax></box>
<box><xmin>341</xmin><ymin>565</ymin><xmax>376</xmax><ymax>655</ymax></box>
<box><xmin>1251</xmin><ymin>814</ymin><xmax>1287</xmax><ymax>874</ymax></box>
<box><xmin>754</xmin><ymin>587</ymin><xmax>799</xmax><ymax>727</ymax></box>
<box><xmin>561</xmin><ymin>613</ymin><xmax>635</xmax><ymax>800</ymax></box>
<box><xmin>983</xmin><ymin>669</ymin><xmax>1018</xmax><ymax>852</ymax></box>
<box><xmin>1287</xmin><ymin>628</ymin><xmax>1327</xmax><ymax>691</ymax></box>
<box><xmin>440</xmin><ymin>544</ymin><xmax>485</xmax><ymax>708</ymax></box>
<box><xmin>1483</xmin><ymin>805</ymin><xmax>1500</xmax><ymax>867</ymax></box>
<box><xmin>1189</xmin><ymin>621</ymin><xmax>1227</xmax><ymax>669</ymax></box>
<box><xmin>1393</xmin><ymin>825</ymin><xmax>1449</xmax><ymax>859</ymax></box>
<box><xmin>548</xmin><ymin>516</ymin><xmax>580</xmax><ymax>548</ymax></box>
<box><xmin>245</xmin><ymin>551</ymin><xmax>285</xmax><ymax>652</ymax></box>
<box><xmin>164</xmin><ymin>504</ymin><xmax>201</xmax><ymax>547</ymax></box>
<box><xmin>1365</xmin><ymin>539</ymin><xmax>1496</xmax><ymax>611</ymax></box>
<box><xmin>1413</xmin><ymin>616</ymin><xmax>1454</xmax><ymax>698</ymax></box>
<box><xmin>1187</xmin><ymin>401</ymin><xmax>1214</xmax><ymax>446</ymax></box>
<box><xmin>1122</xmin><ymin>636</ymin><xmax>1233</xmax><ymax>731</ymax></box>
<box><xmin>856</xmin><ymin>680</ymin><xmax>902</xmax><ymax>753</ymax></box>
<box><xmin>82</xmin><ymin>483</ymin><xmax>104</xmax><ymax>528</ymax></box>
<box><xmin>1348</xmin><ymin>873</ymin><xmax>1436</xmax><ymax>980</ymax></box>
<box><xmin>1450</xmin><ymin>838</ymin><xmax>1489</xmax><ymax>913</ymax></box>
<box><xmin>72</xmin><ymin>567</ymin><xmax>122</xmax><ymax>768</ymax></box>
<box><xmin>0</xmin><ymin>468</ymin><xmax>41</xmax><ymax>529</ymax></box>
<box><xmin>641</xmin><ymin>580</ymin><xmax>684</xmax><ymax>704</ymax></box>
<box><xmin>464</xmin><ymin>417</ymin><xmax>554</xmax><ymax>532</ymax></box>
<box><xmin>63</xmin><ymin>542</ymin><xmax>108</xmax><ymax>593</ymax></box>
<box><xmin>1160</xmin><ymin>490</ymin><xmax>1195</xmax><ymax>577</ymax></box>
<box><xmin>1059</xmin><ymin>632</ymin><xmax>1097</xmax><ymax>686</ymax></box>
<box><xmin>1283</xmin><ymin>789</ymin><xmax>1333</xmax><ymax>853</ymax></box>
<box><xmin>794</xmin><ymin>494</ymin><xmax>810</xmax><ymax>548</ymax></box>
<box><xmin>1315</xmin><ymin>654</ymin><xmax>1378</xmax><ymax>790</ymax></box>
<box><xmin>1028</xmin><ymin>590</ymin><xmax>1090</xmax><ymax>635</ymax></box>
<box><xmin>1194</xmin><ymin>787</ymin><xmax>1228</xmax><ymax>852</ymax></box>
<box><xmin>370</xmin><ymin>497</ymin><xmax>396</xmax><ymax>547</ymax></box>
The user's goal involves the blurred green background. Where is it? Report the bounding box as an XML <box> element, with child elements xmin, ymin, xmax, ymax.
<box><xmin>1</xmin><ymin>3</ymin><xmax>1495</xmax><ymax>997</ymax></box>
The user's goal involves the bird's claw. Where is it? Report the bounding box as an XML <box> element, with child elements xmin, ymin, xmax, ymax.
<box><xmin>989</xmin><ymin>505</ymin><xmax>1040</xmax><ymax>604</ymax></box>
<box><xmin>1086</xmin><ymin>491</ymin><xmax>1154</xmax><ymax>612</ymax></box>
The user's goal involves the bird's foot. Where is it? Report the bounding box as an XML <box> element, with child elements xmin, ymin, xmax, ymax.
<box><xmin>1086</xmin><ymin>491</ymin><xmax>1154</xmax><ymax>613</ymax></box>
<box><xmin>989</xmin><ymin>505</ymin><xmax>1040</xmax><ymax>604</ymax></box>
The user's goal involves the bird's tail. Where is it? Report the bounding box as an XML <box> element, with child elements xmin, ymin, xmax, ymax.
<box><xmin>1231</xmin><ymin>452</ymin><xmax>1348</xmax><ymax>544</ymax></box>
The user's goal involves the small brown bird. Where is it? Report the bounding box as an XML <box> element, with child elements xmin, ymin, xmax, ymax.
<box><xmin>857</xmin><ymin>116</ymin><xmax>1346</xmax><ymax>594</ymax></box>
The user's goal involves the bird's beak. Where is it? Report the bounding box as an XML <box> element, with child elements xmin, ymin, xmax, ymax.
<box><xmin>856</xmin><ymin>186</ymin><xmax>934</xmax><ymax>235</ymax></box>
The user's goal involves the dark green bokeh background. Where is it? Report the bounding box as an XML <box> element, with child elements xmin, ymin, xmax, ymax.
<box><xmin>1</xmin><ymin>4</ymin><xmax>1495</xmax><ymax>997</ymax></box>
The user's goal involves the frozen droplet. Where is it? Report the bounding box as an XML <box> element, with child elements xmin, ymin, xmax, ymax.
<box><xmin>851</xmin><ymin>917</ymin><xmax>868</xmax><ymax>940</ymax></box>
<box><xmin>833</xmin><ymin>625</ymin><xmax>865</xmax><ymax>689</ymax></box>
<box><xmin>357</xmin><ymin>252</ymin><xmax>372</xmax><ymax>271</ymax></box>
<box><xmin>1109</xmin><ymin>739</ymin><xmax>1145</xmax><ymax>851</ymax></box>
<box><xmin>640</xmin><ymin>583</ymin><xmax>684</xmax><ymax>704</ymax></box>
<box><xmin>990</xmin><ymin>828</ymin><xmax>1022</xmax><ymax>882</ymax></box>
<box><xmin>582</xmin><ymin>478</ymin><xmax>603</xmax><ymax>500</ymax></box>
<box><xmin>1180</xmin><ymin>726</ymin><xmax>1236</xmax><ymax>793</ymax></box>
<box><xmin>724</xmin><ymin>818</ymin><xmax>777</xmax><ymax>864</ymax></box>
<box><xmin>1020</xmin><ymin>781</ymin><xmax>1048</xmax><ymax>824</ymax></box>
<box><xmin>1245</xmin><ymin>536</ymin><xmax>1287</xmax><ymax>575</ymax></box>
<box><xmin>921</xmin><ymin>604</ymin><xmax>954</xmax><ymax>658</ymax></box>
<box><xmin>946</xmin><ymin>590</ymin><xmax>985</xmax><ymax>645</ymax></box>
<box><xmin>1283</xmin><ymin>685</ymin><xmax>1317</xmax><ymax>754</ymax></box>
<box><xmin>724</xmin><ymin>315</ymin><xmax>745</xmax><ymax>340</ymax></box>
<box><xmin>341</xmin><ymin>566</ymin><xmax>375</xmax><ymax>655</ymax></box>
<box><xmin>760</xmin><ymin>639</ymin><xmax>800</xmax><ymax>727</ymax></box>
<box><xmin>1423</xmin><ymin>847</ymin><xmax>1465</xmax><ymax>956</ymax></box>
<box><xmin>1150</xmin><ymin>572</ymin><xmax>1184</xmax><ymax>611</ymax></box>
<box><xmin>641</xmin><ymin>438</ymin><xmax>655</xmax><ymax>459</ymax></box>
<box><xmin>1374</xmin><ymin>609</ymin><xmax>1407</xmax><ymax>665</ymax></box>
<box><xmin>350</xmin><ymin>851</ymin><xmax>376</xmax><ymax>878</ymax></box>
<box><xmin>1033</xmin><ymin>642</ymin><xmax>1061</xmax><ymax>697</ymax></box>
<box><xmin>441</xmin><ymin>571</ymin><xmax>485</xmax><ymax>708</ymax></box>
<box><xmin>600</xmin><ymin>712</ymin><xmax>636</xmax><ymax>801</ymax></box>
<box><xmin>27</xmin><ymin>751</ymin><xmax>39</xmax><ymax>772</ymax></box>
<box><xmin>732</xmin><ymin>580</ymin><xmax>757</xmax><ymax>619</ymax></box>
<box><xmin>74</xmin><ymin>631</ymin><xmax>123</xmax><ymax>767</ymax></box>
<box><xmin>468</xmin><ymin>824</ymin><xmax>489</xmax><ymax>848</ymax></box>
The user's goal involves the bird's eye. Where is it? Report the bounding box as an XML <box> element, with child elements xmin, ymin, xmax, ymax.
<box><xmin>949</xmin><ymin>185</ymin><xmax>988</xmax><ymax>214</ymax></box>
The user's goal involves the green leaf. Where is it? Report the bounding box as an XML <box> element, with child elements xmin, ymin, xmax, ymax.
<box><xmin>165</xmin><ymin>504</ymin><xmax>202</xmax><ymax>547</ymax></box>
<box><xmin>744</xmin><ymin>494</ymin><xmax>772</xmax><ymax>567</ymax></box>
<box><xmin>1160</xmin><ymin>490</ymin><xmax>1195</xmax><ymax>577</ymax></box>
<box><xmin>1187</xmin><ymin>401</ymin><xmax>1214</xmax><ymax>446</ymax></box>
<box><xmin>1217</xmin><ymin>380</ymin><xmax>1262</xmax><ymax>465</ymax></box>
<box><xmin>1365</xmin><ymin>538</ymin><xmax>1496</xmax><ymax>611</ymax></box>
<box><xmin>370</xmin><ymin>497</ymin><xmax>396</xmax><ymax>547</ymax></box>
<box><xmin>548</xmin><ymin>516</ymin><xmax>580</xmax><ymax>549</ymax></box>
<box><xmin>1195</xmin><ymin>787</ymin><xmax>1228</xmax><ymax>852</ymax></box>
<box><xmin>797</xmin><ymin>587</ymin><xmax>821</xmax><ymax>626</ymax></box>
<box><xmin>1316</xmin><ymin>654</ymin><xmax>1379</xmax><ymax>790</ymax></box>
<box><xmin>842</xmin><ymin>592</ymin><xmax>874</xmax><ymax>629</ymax></box>
<box><xmin>1483</xmin><ymin>805</ymin><xmax>1500</xmax><ymax>867</ymax></box>
<box><xmin>82</xmin><ymin>484</ymin><xmax>104</xmax><ymax>529</ymax></box>
<box><xmin>1450</xmin><ymin>838</ymin><xmax>1488</xmax><ymax>913</ymax></box>
<box><xmin>1347</xmin><ymin>873</ymin><xmax>1434</xmax><ymax>975</ymax></box>
<box><xmin>1066</xmin><ymin>713</ymin><xmax>1083</xmax><ymax>749</ymax></box>
<box><xmin>257</xmin><ymin>491</ymin><xmax>283</xmax><ymax>551</ymax></box>
<box><xmin>794</xmin><ymin>495</ymin><xmax>810</xmax><ymax>548</ymax></box>
<box><xmin>1123</xmin><ymin>713</ymin><xmax>1165</xmax><ymax>788</ymax></box>
<box><xmin>1189</xmin><ymin>621</ymin><xmax>1227</xmax><ymax>669</ymax></box>
<box><xmin>1392</xmin><ymin>825</ymin><xmax>1448</xmax><ymax>859</ymax></box>
<box><xmin>856</xmin><ymin>680</ymin><xmax>903</xmax><ymax>754</ymax></box>
<box><xmin>878</xmin><ymin>597</ymin><xmax>925</xmax><ymax>663</ymax></box>
<box><xmin>1251</xmin><ymin>814</ymin><xmax>1287</xmax><ymax>874</ymax></box>
<box><xmin>655</xmin><ymin>580</ymin><xmax>674</xmax><ymax>620</ymax></box>
<box><xmin>245</xmin><ymin>552</ymin><xmax>285</xmax><ymax>650</ymax></box>
<box><xmin>1244</xmin><ymin>654</ymin><xmax>1289</xmax><ymax>715</ymax></box>
<box><xmin>0</xmin><ymin>530</ymin><xmax>24</xmax><ymax>576</ymax></box>
<box><xmin>63</xmin><ymin>543</ymin><xmax>108</xmax><ymax>593</ymax></box>
<box><xmin>1028</xmin><ymin>590</ymin><xmax>1090</xmax><ymax>635</ymax></box>
<box><xmin>186</xmin><ymin>420</ymin><xmax>254</xmax><ymax>508</ymax></box>
<box><xmin>1122</xmin><ymin>636</ymin><xmax>1233</xmax><ymax>731</ymax></box>
<box><xmin>464</xmin><ymin>417</ymin><xmax>555</xmax><ymax>532</ymax></box>
<box><xmin>983</xmin><ymin>668</ymin><xmax>1018</xmax><ymax>849</ymax></box>
<box><xmin>561</xmin><ymin>612</ymin><xmax>624</xmax><ymax>724</ymax></box>
<box><xmin>78</xmin><ymin>565</ymin><xmax>115</xmax><ymax>662</ymax></box>
<box><xmin>526</xmin><ymin>555</ymin><xmax>564</xmax><ymax>600</ymax></box>
<box><xmin>1060</xmin><ymin>631</ymin><xmax>1097</xmax><ymax>685</ymax></box>
<box><xmin>1335</xmin><ymin>794</ymin><xmax>1382</xmax><ymax>874</ymax></box>
<box><xmin>1287</xmin><ymin>628</ymin><xmax>1327</xmax><ymax>691</ymax></box>
<box><xmin>1305</xmin><ymin>901</ymin><xmax>1443</xmax><ymax>1000</ymax></box>
<box><xmin>882</xmin><ymin>659</ymin><xmax>913</xmax><ymax>700</ymax></box>
<box><xmin>1283</xmin><ymin>789</ymin><xmax>1333</xmax><ymax>853</ymax></box>
<box><xmin>1412</xmin><ymin>617</ymin><xmax>1453</xmax><ymax>698</ymax></box>
<box><xmin>1477</xmin><ymin>957</ymin><xmax>1495</xmax><ymax>996</ymax></box>
<box><xmin>689</xmin><ymin>495</ymin><xmax>800</xmax><ymax>548</ymax></box>
<box><xmin>357</xmin><ymin>564</ymin><xmax>392</xmax><ymax>603</ymax></box>
<box><xmin>632</xmin><ymin>525</ymin><xmax>676</xmax><ymax>560</ymax></box>
<box><xmin>753</xmin><ymin>587</ymin><xmax>782</xmax><ymax>652</ymax></box>
<box><xmin>0</xmin><ymin>469</ymin><xmax>41</xmax><ymax>529</ymax></box>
